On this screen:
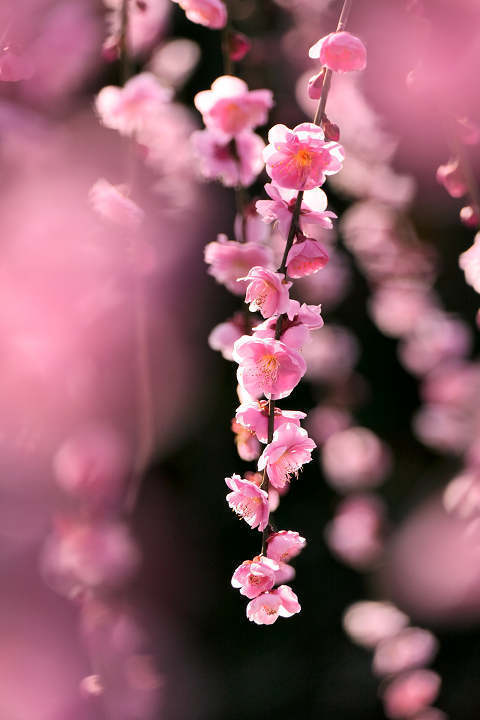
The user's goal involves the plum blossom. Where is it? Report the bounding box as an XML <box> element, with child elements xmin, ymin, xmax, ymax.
<box><xmin>225</xmin><ymin>474</ymin><xmax>269</xmax><ymax>531</ymax></box>
<box><xmin>246</xmin><ymin>585</ymin><xmax>301</xmax><ymax>625</ymax></box>
<box><xmin>103</xmin><ymin>0</ymin><xmax>170</xmax><ymax>57</ymax></box>
<box><xmin>308</xmin><ymin>69</ymin><xmax>325</xmax><ymax>100</ymax></box>
<box><xmin>443</xmin><ymin>470</ymin><xmax>480</xmax><ymax>519</ymax></box>
<box><xmin>171</xmin><ymin>0</ymin><xmax>227</xmax><ymax>29</ymax></box>
<box><xmin>322</xmin><ymin>426</ymin><xmax>391</xmax><ymax>491</ymax></box>
<box><xmin>231</xmin><ymin>555</ymin><xmax>279</xmax><ymax>598</ymax></box>
<box><xmin>264</xmin><ymin>122</ymin><xmax>344</xmax><ymax>190</ymax></box>
<box><xmin>228</xmin><ymin>31</ymin><xmax>251</xmax><ymax>62</ymax></box>
<box><xmin>309</xmin><ymin>31</ymin><xmax>367</xmax><ymax>73</ymax></box>
<box><xmin>204</xmin><ymin>234</ymin><xmax>273</xmax><ymax>295</ymax></box>
<box><xmin>258</xmin><ymin>423</ymin><xmax>316</xmax><ymax>490</ymax></box>
<box><xmin>89</xmin><ymin>179</ymin><xmax>144</xmax><ymax>229</ymax></box>
<box><xmin>95</xmin><ymin>72</ymin><xmax>171</xmax><ymax>136</ymax></box>
<box><xmin>382</xmin><ymin>670</ymin><xmax>441</xmax><ymax>719</ymax></box>
<box><xmin>194</xmin><ymin>75</ymin><xmax>273</xmax><ymax>141</ymax></box>
<box><xmin>286</xmin><ymin>237</ymin><xmax>329</xmax><ymax>278</ymax></box>
<box><xmin>233</xmin><ymin>336</ymin><xmax>307</xmax><ymax>400</ymax></box>
<box><xmin>231</xmin><ymin>419</ymin><xmax>261</xmax><ymax>461</ymax></box>
<box><xmin>436</xmin><ymin>158</ymin><xmax>467</xmax><ymax>198</ymax></box>
<box><xmin>235</xmin><ymin>400</ymin><xmax>306</xmax><ymax>443</ymax></box>
<box><xmin>373</xmin><ymin>628</ymin><xmax>438</xmax><ymax>677</ymax></box>
<box><xmin>253</xmin><ymin>302</ymin><xmax>324</xmax><ymax>349</ymax></box>
<box><xmin>208</xmin><ymin>313</ymin><xmax>248</xmax><ymax>360</ymax></box>
<box><xmin>266</xmin><ymin>530</ymin><xmax>306</xmax><ymax>563</ymax></box>
<box><xmin>240</xmin><ymin>266</ymin><xmax>291</xmax><ymax>318</ymax></box>
<box><xmin>325</xmin><ymin>495</ymin><xmax>385</xmax><ymax>568</ymax></box>
<box><xmin>343</xmin><ymin>602</ymin><xmax>409</xmax><ymax>649</ymax></box>
<box><xmin>256</xmin><ymin>184</ymin><xmax>336</xmax><ymax>238</ymax></box>
<box><xmin>459</xmin><ymin>232</ymin><xmax>480</xmax><ymax>293</ymax></box>
<box><xmin>192</xmin><ymin>129</ymin><xmax>265</xmax><ymax>187</ymax></box>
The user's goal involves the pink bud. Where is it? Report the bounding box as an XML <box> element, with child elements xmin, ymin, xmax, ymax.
<box><xmin>307</xmin><ymin>70</ymin><xmax>325</xmax><ymax>100</ymax></box>
<box><xmin>102</xmin><ymin>36</ymin><xmax>121</xmax><ymax>62</ymax></box>
<box><xmin>459</xmin><ymin>205</ymin><xmax>479</xmax><ymax>228</ymax></box>
<box><xmin>436</xmin><ymin>158</ymin><xmax>468</xmax><ymax>198</ymax></box>
<box><xmin>228</xmin><ymin>31</ymin><xmax>251</xmax><ymax>62</ymax></box>
<box><xmin>321</xmin><ymin>113</ymin><xmax>340</xmax><ymax>142</ymax></box>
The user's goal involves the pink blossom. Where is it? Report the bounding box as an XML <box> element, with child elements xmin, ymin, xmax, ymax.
<box><xmin>171</xmin><ymin>0</ymin><xmax>227</xmax><ymax>28</ymax></box>
<box><xmin>204</xmin><ymin>234</ymin><xmax>273</xmax><ymax>295</ymax></box>
<box><xmin>373</xmin><ymin>627</ymin><xmax>438</xmax><ymax>677</ymax></box>
<box><xmin>246</xmin><ymin>585</ymin><xmax>301</xmax><ymax>625</ymax></box>
<box><xmin>225</xmin><ymin>474</ymin><xmax>269</xmax><ymax>531</ymax></box>
<box><xmin>235</xmin><ymin>400</ymin><xmax>306</xmax><ymax>443</ymax></box>
<box><xmin>309</xmin><ymin>32</ymin><xmax>367</xmax><ymax>73</ymax></box>
<box><xmin>266</xmin><ymin>530</ymin><xmax>306</xmax><ymax>563</ymax></box>
<box><xmin>89</xmin><ymin>179</ymin><xmax>144</xmax><ymax>229</ymax></box>
<box><xmin>368</xmin><ymin>281</ymin><xmax>437</xmax><ymax>339</ymax></box>
<box><xmin>436</xmin><ymin>158</ymin><xmax>467</xmax><ymax>198</ymax></box>
<box><xmin>233</xmin><ymin>336</ymin><xmax>307</xmax><ymax>400</ymax></box>
<box><xmin>459</xmin><ymin>232</ymin><xmax>480</xmax><ymax>293</ymax></box>
<box><xmin>228</xmin><ymin>31</ymin><xmax>251</xmax><ymax>62</ymax></box>
<box><xmin>322</xmin><ymin>426</ymin><xmax>391</xmax><ymax>492</ymax></box>
<box><xmin>240</xmin><ymin>266</ymin><xmax>291</xmax><ymax>318</ymax></box>
<box><xmin>253</xmin><ymin>302</ymin><xmax>324</xmax><ymax>350</ymax></box>
<box><xmin>231</xmin><ymin>555</ymin><xmax>279</xmax><ymax>598</ymax></box>
<box><xmin>264</xmin><ymin>122</ymin><xmax>344</xmax><ymax>190</ymax></box>
<box><xmin>382</xmin><ymin>670</ymin><xmax>441</xmax><ymax>719</ymax></box>
<box><xmin>307</xmin><ymin>405</ymin><xmax>352</xmax><ymax>445</ymax></box>
<box><xmin>231</xmin><ymin>419</ymin><xmax>261</xmax><ymax>461</ymax></box>
<box><xmin>399</xmin><ymin>311</ymin><xmax>472</xmax><ymax>376</ymax></box>
<box><xmin>308</xmin><ymin>69</ymin><xmax>325</xmax><ymax>100</ymax></box>
<box><xmin>258</xmin><ymin>423</ymin><xmax>316</xmax><ymax>490</ymax></box>
<box><xmin>303</xmin><ymin>324</ymin><xmax>359</xmax><ymax>382</ymax></box>
<box><xmin>286</xmin><ymin>237</ymin><xmax>329</xmax><ymax>278</ymax></box>
<box><xmin>460</xmin><ymin>204</ymin><xmax>480</xmax><ymax>228</ymax></box>
<box><xmin>274</xmin><ymin>562</ymin><xmax>296</xmax><ymax>584</ymax></box>
<box><xmin>104</xmin><ymin>0</ymin><xmax>170</xmax><ymax>57</ymax></box>
<box><xmin>194</xmin><ymin>75</ymin><xmax>273</xmax><ymax>141</ymax></box>
<box><xmin>208</xmin><ymin>313</ymin><xmax>247</xmax><ymax>360</ymax></box>
<box><xmin>192</xmin><ymin>129</ymin><xmax>265</xmax><ymax>187</ymax></box>
<box><xmin>343</xmin><ymin>602</ymin><xmax>409</xmax><ymax>649</ymax></box>
<box><xmin>256</xmin><ymin>184</ymin><xmax>336</xmax><ymax>238</ymax></box>
<box><xmin>325</xmin><ymin>495</ymin><xmax>385</xmax><ymax>569</ymax></box>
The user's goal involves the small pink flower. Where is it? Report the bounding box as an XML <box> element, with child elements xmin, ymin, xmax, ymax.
<box><xmin>89</xmin><ymin>179</ymin><xmax>144</xmax><ymax>229</ymax></box>
<box><xmin>256</xmin><ymin>183</ymin><xmax>336</xmax><ymax>238</ymax></box>
<box><xmin>266</xmin><ymin>530</ymin><xmax>306</xmax><ymax>563</ymax></box>
<box><xmin>459</xmin><ymin>232</ymin><xmax>480</xmax><ymax>294</ymax></box>
<box><xmin>373</xmin><ymin>627</ymin><xmax>438</xmax><ymax>677</ymax></box>
<box><xmin>286</xmin><ymin>238</ymin><xmax>329</xmax><ymax>278</ymax></box>
<box><xmin>204</xmin><ymin>234</ymin><xmax>273</xmax><ymax>295</ymax></box>
<box><xmin>322</xmin><ymin>426</ymin><xmax>391</xmax><ymax>491</ymax></box>
<box><xmin>264</xmin><ymin>122</ymin><xmax>344</xmax><ymax>190</ymax></box>
<box><xmin>192</xmin><ymin>129</ymin><xmax>265</xmax><ymax>187</ymax></box>
<box><xmin>246</xmin><ymin>585</ymin><xmax>301</xmax><ymax>625</ymax></box>
<box><xmin>309</xmin><ymin>31</ymin><xmax>367</xmax><ymax>73</ymax></box>
<box><xmin>343</xmin><ymin>602</ymin><xmax>409</xmax><ymax>649</ymax></box>
<box><xmin>225</xmin><ymin>474</ymin><xmax>269</xmax><ymax>531</ymax></box>
<box><xmin>308</xmin><ymin>69</ymin><xmax>325</xmax><ymax>99</ymax></box>
<box><xmin>231</xmin><ymin>555</ymin><xmax>279</xmax><ymax>598</ymax></box>
<box><xmin>325</xmin><ymin>495</ymin><xmax>385</xmax><ymax>568</ymax></box>
<box><xmin>171</xmin><ymin>0</ymin><xmax>227</xmax><ymax>29</ymax></box>
<box><xmin>208</xmin><ymin>313</ymin><xmax>247</xmax><ymax>360</ymax></box>
<box><xmin>240</xmin><ymin>266</ymin><xmax>291</xmax><ymax>318</ymax></box>
<box><xmin>253</xmin><ymin>302</ymin><xmax>324</xmax><ymax>350</ymax></box>
<box><xmin>194</xmin><ymin>75</ymin><xmax>273</xmax><ymax>141</ymax></box>
<box><xmin>436</xmin><ymin>158</ymin><xmax>467</xmax><ymax>198</ymax></box>
<box><xmin>233</xmin><ymin>336</ymin><xmax>307</xmax><ymax>400</ymax></box>
<box><xmin>235</xmin><ymin>400</ymin><xmax>306</xmax><ymax>443</ymax></box>
<box><xmin>95</xmin><ymin>72</ymin><xmax>171</xmax><ymax>136</ymax></box>
<box><xmin>307</xmin><ymin>405</ymin><xmax>352</xmax><ymax>445</ymax></box>
<box><xmin>258</xmin><ymin>423</ymin><xmax>316</xmax><ymax>490</ymax></box>
<box><xmin>382</xmin><ymin>670</ymin><xmax>441</xmax><ymax>719</ymax></box>
<box><xmin>231</xmin><ymin>419</ymin><xmax>261</xmax><ymax>461</ymax></box>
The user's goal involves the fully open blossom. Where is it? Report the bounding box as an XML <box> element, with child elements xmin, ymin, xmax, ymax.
<box><xmin>233</xmin><ymin>336</ymin><xmax>306</xmax><ymax>400</ymax></box>
<box><xmin>256</xmin><ymin>184</ymin><xmax>336</xmax><ymax>238</ymax></box>
<box><xmin>235</xmin><ymin>400</ymin><xmax>306</xmax><ymax>443</ymax></box>
<box><xmin>286</xmin><ymin>237</ymin><xmax>329</xmax><ymax>278</ymax></box>
<box><xmin>231</xmin><ymin>419</ymin><xmax>261</xmax><ymax>461</ymax></box>
<box><xmin>459</xmin><ymin>232</ymin><xmax>480</xmax><ymax>293</ymax></box>
<box><xmin>436</xmin><ymin>158</ymin><xmax>468</xmax><ymax>198</ymax></box>
<box><xmin>225</xmin><ymin>474</ymin><xmax>269</xmax><ymax>531</ymax></box>
<box><xmin>204</xmin><ymin>234</ymin><xmax>273</xmax><ymax>295</ymax></box>
<box><xmin>258</xmin><ymin>423</ymin><xmax>315</xmax><ymax>490</ymax></box>
<box><xmin>95</xmin><ymin>72</ymin><xmax>171</xmax><ymax>136</ymax></box>
<box><xmin>89</xmin><ymin>179</ymin><xmax>144</xmax><ymax>229</ymax></box>
<box><xmin>192</xmin><ymin>129</ymin><xmax>265</xmax><ymax>187</ymax></box>
<box><xmin>309</xmin><ymin>31</ymin><xmax>367</xmax><ymax>73</ymax></box>
<box><xmin>194</xmin><ymin>75</ymin><xmax>273</xmax><ymax>141</ymax></box>
<box><xmin>246</xmin><ymin>585</ymin><xmax>301</xmax><ymax>625</ymax></box>
<box><xmin>322</xmin><ymin>426</ymin><xmax>391</xmax><ymax>491</ymax></box>
<box><xmin>240</xmin><ymin>266</ymin><xmax>291</xmax><ymax>318</ymax></box>
<box><xmin>382</xmin><ymin>670</ymin><xmax>441</xmax><ymax>719</ymax></box>
<box><xmin>373</xmin><ymin>628</ymin><xmax>438</xmax><ymax>677</ymax></box>
<box><xmin>343</xmin><ymin>602</ymin><xmax>409</xmax><ymax>649</ymax></box>
<box><xmin>264</xmin><ymin>123</ymin><xmax>344</xmax><ymax>190</ymax></box>
<box><xmin>266</xmin><ymin>530</ymin><xmax>306</xmax><ymax>563</ymax></box>
<box><xmin>171</xmin><ymin>0</ymin><xmax>227</xmax><ymax>28</ymax></box>
<box><xmin>231</xmin><ymin>555</ymin><xmax>279</xmax><ymax>599</ymax></box>
<box><xmin>253</xmin><ymin>301</ymin><xmax>324</xmax><ymax>349</ymax></box>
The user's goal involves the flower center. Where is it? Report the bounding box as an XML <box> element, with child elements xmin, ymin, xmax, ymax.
<box><xmin>260</xmin><ymin>354</ymin><xmax>279</xmax><ymax>381</ymax></box>
<box><xmin>295</xmin><ymin>149</ymin><xmax>313</xmax><ymax>167</ymax></box>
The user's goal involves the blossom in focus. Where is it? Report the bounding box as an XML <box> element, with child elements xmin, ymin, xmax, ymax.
<box><xmin>252</xmin><ymin>301</ymin><xmax>324</xmax><ymax>350</ymax></box>
<box><xmin>240</xmin><ymin>266</ymin><xmax>291</xmax><ymax>318</ymax></box>
<box><xmin>373</xmin><ymin>627</ymin><xmax>438</xmax><ymax>677</ymax></box>
<box><xmin>231</xmin><ymin>419</ymin><xmax>261</xmax><ymax>461</ymax></box>
<box><xmin>204</xmin><ymin>234</ymin><xmax>273</xmax><ymax>295</ymax></box>
<box><xmin>309</xmin><ymin>31</ymin><xmax>367</xmax><ymax>73</ymax></box>
<box><xmin>233</xmin><ymin>336</ymin><xmax>307</xmax><ymax>400</ymax></box>
<box><xmin>382</xmin><ymin>670</ymin><xmax>441</xmax><ymax>719</ymax></box>
<box><xmin>286</xmin><ymin>237</ymin><xmax>329</xmax><ymax>278</ymax></box>
<box><xmin>343</xmin><ymin>602</ymin><xmax>409</xmax><ymax>649</ymax></box>
<box><xmin>436</xmin><ymin>158</ymin><xmax>468</xmax><ymax>198</ymax></box>
<box><xmin>459</xmin><ymin>232</ymin><xmax>480</xmax><ymax>294</ymax></box>
<box><xmin>192</xmin><ymin>129</ymin><xmax>265</xmax><ymax>187</ymax></box>
<box><xmin>235</xmin><ymin>400</ymin><xmax>306</xmax><ymax>443</ymax></box>
<box><xmin>231</xmin><ymin>555</ymin><xmax>279</xmax><ymax>599</ymax></box>
<box><xmin>194</xmin><ymin>76</ymin><xmax>273</xmax><ymax>141</ymax></box>
<box><xmin>95</xmin><ymin>72</ymin><xmax>171</xmax><ymax>136</ymax></box>
<box><xmin>256</xmin><ymin>183</ymin><xmax>336</xmax><ymax>238</ymax></box>
<box><xmin>258</xmin><ymin>423</ymin><xmax>316</xmax><ymax>490</ymax></box>
<box><xmin>266</xmin><ymin>530</ymin><xmax>306</xmax><ymax>563</ymax></box>
<box><xmin>170</xmin><ymin>0</ymin><xmax>227</xmax><ymax>28</ymax></box>
<box><xmin>89</xmin><ymin>178</ymin><xmax>144</xmax><ymax>229</ymax></box>
<box><xmin>246</xmin><ymin>585</ymin><xmax>301</xmax><ymax>625</ymax></box>
<box><xmin>264</xmin><ymin>122</ymin><xmax>344</xmax><ymax>190</ymax></box>
<box><xmin>225</xmin><ymin>474</ymin><xmax>269</xmax><ymax>531</ymax></box>
<box><xmin>322</xmin><ymin>426</ymin><xmax>391</xmax><ymax>492</ymax></box>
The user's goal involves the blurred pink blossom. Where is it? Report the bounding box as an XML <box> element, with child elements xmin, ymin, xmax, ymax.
<box><xmin>373</xmin><ymin>627</ymin><xmax>438</xmax><ymax>677</ymax></box>
<box><xmin>309</xmin><ymin>31</ymin><xmax>367</xmax><ymax>73</ymax></box>
<box><xmin>322</xmin><ymin>426</ymin><xmax>391</xmax><ymax>491</ymax></box>
<box><xmin>325</xmin><ymin>494</ymin><xmax>385</xmax><ymax>568</ymax></box>
<box><xmin>382</xmin><ymin>670</ymin><xmax>441</xmax><ymax>719</ymax></box>
<box><xmin>343</xmin><ymin>601</ymin><xmax>409</xmax><ymax>649</ymax></box>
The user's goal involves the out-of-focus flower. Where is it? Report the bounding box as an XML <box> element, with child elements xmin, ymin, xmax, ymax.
<box><xmin>89</xmin><ymin>178</ymin><xmax>144</xmax><ymax>229</ymax></box>
<box><xmin>302</xmin><ymin>324</ymin><xmax>360</xmax><ymax>382</ymax></box>
<box><xmin>225</xmin><ymin>474</ymin><xmax>269</xmax><ymax>531</ymax></box>
<box><xmin>149</xmin><ymin>38</ymin><xmax>200</xmax><ymax>89</ymax></box>
<box><xmin>373</xmin><ymin>627</ymin><xmax>438</xmax><ymax>677</ymax></box>
<box><xmin>443</xmin><ymin>470</ymin><xmax>480</xmax><ymax>519</ymax></box>
<box><xmin>382</xmin><ymin>670</ymin><xmax>441</xmax><ymax>719</ymax></box>
<box><xmin>194</xmin><ymin>76</ymin><xmax>273</xmax><ymax>141</ymax></box>
<box><xmin>240</xmin><ymin>266</ymin><xmax>291</xmax><ymax>319</ymax></box>
<box><xmin>343</xmin><ymin>601</ymin><xmax>409</xmax><ymax>649</ymax></box>
<box><xmin>258</xmin><ymin>423</ymin><xmax>315</xmax><ymax>490</ymax></box>
<box><xmin>309</xmin><ymin>31</ymin><xmax>367</xmax><ymax>73</ymax></box>
<box><xmin>208</xmin><ymin>313</ymin><xmax>248</xmax><ymax>360</ymax></box>
<box><xmin>264</xmin><ymin>122</ymin><xmax>344</xmax><ymax>190</ymax></box>
<box><xmin>286</xmin><ymin>237</ymin><xmax>329</xmax><ymax>278</ymax></box>
<box><xmin>228</xmin><ymin>31</ymin><xmax>251</xmax><ymax>62</ymax></box>
<box><xmin>204</xmin><ymin>234</ymin><xmax>273</xmax><ymax>295</ymax></box>
<box><xmin>171</xmin><ymin>0</ymin><xmax>227</xmax><ymax>29</ymax></box>
<box><xmin>104</xmin><ymin>0</ymin><xmax>170</xmax><ymax>57</ymax></box>
<box><xmin>368</xmin><ymin>281</ymin><xmax>437</xmax><ymax>338</ymax></box>
<box><xmin>459</xmin><ymin>231</ymin><xmax>480</xmax><ymax>293</ymax></box>
<box><xmin>235</xmin><ymin>400</ymin><xmax>305</xmax><ymax>443</ymax></box>
<box><xmin>231</xmin><ymin>555</ymin><xmax>279</xmax><ymax>598</ymax></box>
<box><xmin>192</xmin><ymin>129</ymin><xmax>266</xmax><ymax>187</ymax></box>
<box><xmin>246</xmin><ymin>585</ymin><xmax>300</xmax><ymax>625</ymax></box>
<box><xmin>231</xmin><ymin>419</ymin><xmax>261</xmax><ymax>461</ymax></box>
<box><xmin>325</xmin><ymin>494</ymin><xmax>385</xmax><ymax>568</ymax></box>
<box><xmin>307</xmin><ymin>405</ymin><xmax>352</xmax><ymax>445</ymax></box>
<box><xmin>398</xmin><ymin>312</ymin><xmax>472</xmax><ymax>376</ymax></box>
<box><xmin>322</xmin><ymin>426</ymin><xmax>391</xmax><ymax>491</ymax></box>
<box><xmin>459</xmin><ymin>204</ymin><xmax>480</xmax><ymax>228</ymax></box>
<box><xmin>233</xmin><ymin>336</ymin><xmax>307</xmax><ymax>400</ymax></box>
<box><xmin>256</xmin><ymin>184</ymin><xmax>335</xmax><ymax>238</ymax></box>
<box><xmin>266</xmin><ymin>530</ymin><xmax>306</xmax><ymax>563</ymax></box>
<box><xmin>436</xmin><ymin>158</ymin><xmax>468</xmax><ymax>198</ymax></box>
